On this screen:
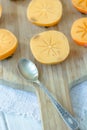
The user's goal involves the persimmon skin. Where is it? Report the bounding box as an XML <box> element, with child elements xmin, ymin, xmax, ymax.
<box><xmin>72</xmin><ymin>0</ymin><xmax>87</xmax><ymax>14</ymax></box>
<box><xmin>0</xmin><ymin>29</ymin><xmax>18</xmax><ymax>60</ymax></box>
<box><xmin>71</xmin><ymin>18</ymin><xmax>87</xmax><ymax>46</ymax></box>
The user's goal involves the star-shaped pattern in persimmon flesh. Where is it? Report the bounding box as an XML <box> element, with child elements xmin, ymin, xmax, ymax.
<box><xmin>37</xmin><ymin>37</ymin><xmax>61</xmax><ymax>57</ymax></box>
<box><xmin>78</xmin><ymin>0</ymin><xmax>87</xmax><ymax>7</ymax></box>
<box><xmin>76</xmin><ymin>22</ymin><xmax>87</xmax><ymax>38</ymax></box>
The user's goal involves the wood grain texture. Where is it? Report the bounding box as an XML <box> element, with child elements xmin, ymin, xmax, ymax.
<box><xmin>0</xmin><ymin>0</ymin><xmax>87</xmax><ymax>129</ymax></box>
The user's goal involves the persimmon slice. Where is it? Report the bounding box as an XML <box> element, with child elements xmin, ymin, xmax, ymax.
<box><xmin>30</xmin><ymin>31</ymin><xmax>70</xmax><ymax>64</ymax></box>
<box><xmin>0</xmin><ymin>29</ymin><xmax>18</xmax><ymax>60</ymax></box>
<box><xmin>27</xmin><ymin>0</ymin><xmax>62</xmax><ymax>27</ymax></box>
<box><xmin>71</xmin><ymin>18</ymin><xmax>87</xmax><ymax>46</ymax></box>
<box><xmin>72</xmin><ymin>0</ymin><xmax>87</xmax><ymax>14</ymax></box>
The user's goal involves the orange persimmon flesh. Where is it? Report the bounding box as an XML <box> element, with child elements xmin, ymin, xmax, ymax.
<box><xmin>0</xmin><ymin>29</ymin><xmax>18</xmax><ymax>60</ymax></box>
<box><xmin>71</xmin><ymin>18</ymin><xmax>87</xmax><ymax>46</ymax></box>
<box><xmin>0</xmin><ymin>5</ymin><xmax>2</xmax><ymax>18</ymax></box>
<box><xmin>72</xmin><ymin>0</ymin><xmax>87</xmax><ymax>14</ymax></box>
<box><xmin>30</xmin><ymin>31</ymin><xmax>70</xmax><ymax>64</ymax></box>
<box><xmin>27</xmin><ymin>0</ymin><xmax>62</xmax><ymax>27</ymax></box>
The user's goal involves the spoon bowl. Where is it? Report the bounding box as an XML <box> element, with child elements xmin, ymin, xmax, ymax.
<box><xmin>18</xmin><ymin>58</ymin><xmax>38</xmax><ymax>82</ymax></box>
<box><xmin>17</xmin><ymin>58</ymin><xmax>79</xmax><ymax>130</ymax></box>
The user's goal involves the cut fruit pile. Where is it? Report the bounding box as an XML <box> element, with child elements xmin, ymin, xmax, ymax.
<box><xmin>0</xmin><ymin>29</ymin><xmax>18</xmax><ymax>60</ymax></box>
<box><xmin>27</xmin><ymin>0</ymin><xmax>62</xmax><ymax>27</ymax></box>
<box><xmin>71</xmin><ymin>18</ymin><xmax>87</xmax><ymax>46</ymax></box>
<box><xmin>30</xmin><ymin>31</ymin><xmax>70</xmax><ymax>64</ymax></box>
<box><xmin>72</xmin><ymin>0</ymin><xmax>87</xmax><ymax>14</ymax></box>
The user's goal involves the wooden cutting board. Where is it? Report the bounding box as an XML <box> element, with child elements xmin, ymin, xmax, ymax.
<box><xmin>0</xmin><ymin>0</ymin><xmax>87</xmax><ymax>129</ymax></box>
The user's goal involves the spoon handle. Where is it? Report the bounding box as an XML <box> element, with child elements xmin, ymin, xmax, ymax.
<box><xmin>35</xmin><ymin>80</ymin><xmax>79</xmax><ymax>130</ymax></box>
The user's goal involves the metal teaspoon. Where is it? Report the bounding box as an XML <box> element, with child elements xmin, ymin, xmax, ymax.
<box><xmin>17</xmin><ymin>58</ymin><xmax>79</xmax><ymax>130</ymax></box>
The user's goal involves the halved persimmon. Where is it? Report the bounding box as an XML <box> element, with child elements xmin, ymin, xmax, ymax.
<box><xmin>30</xmin><ymin>31</ymin><xmax>70</xmax><ymax>64</ymax></box>
<box><xmin>27</xmin><ymin>0</ymin><xmax>62</xmax><ymax>27</ymax></box>
<box><xmin>72</xmin><ymin>0</ymin><xmax>87</xmax><ymax>14</ymax></box>
<box><xmin>71</xmin><ymin>18</ymin><xmax>87</xmax><ymax>46</ymax></box>
<box><xmin>0</xmin><ymin>29</ymin><xmax>18</xmax><ymax>60</ymax></box>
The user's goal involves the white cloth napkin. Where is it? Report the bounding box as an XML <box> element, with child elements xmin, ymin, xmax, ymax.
<box><xmin>70</xmin><ymin>79</ymin><xmax>87</xmax><ymax>130</ymax></box>
<box><xmin>0</xmin><ymin>79</ymin><xmax>41</xmax><ymax>123</ymax></box>
<box><xmin>0</xmin><ymin>112</ymin><xmax>42</xmax><ymax>130</ymax></box>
